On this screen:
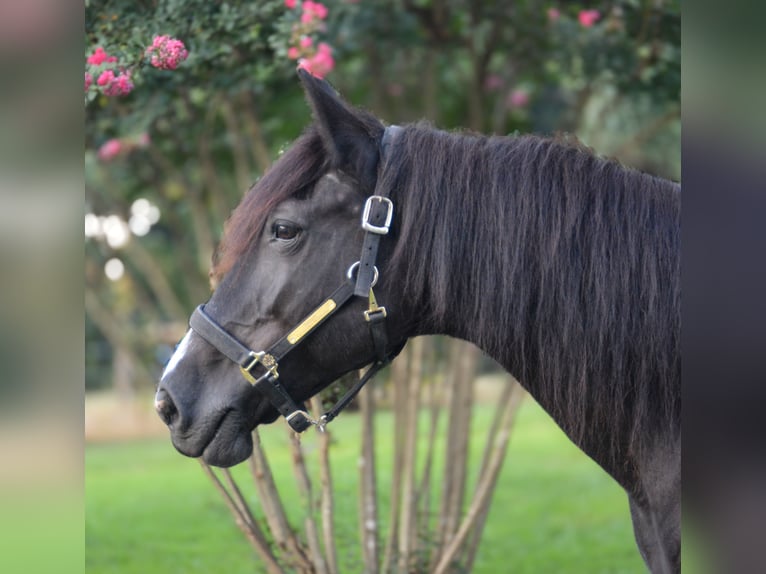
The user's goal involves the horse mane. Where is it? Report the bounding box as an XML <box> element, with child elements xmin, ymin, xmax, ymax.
<box><xmin>377</xmin><ymin>122</ymin><xmax>681</xmax><ymax>466</ymax></box>
<box><xmin>211</xmin><ymin>127</ymin><xmax>328</xmax><ymax>282</ymax></box>
<box><xmin>214</xmin><ymin>116</ymin><xmax>680</xmax><ymax>468</ymax></box>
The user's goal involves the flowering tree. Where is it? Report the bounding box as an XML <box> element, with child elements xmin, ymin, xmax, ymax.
<box><xmin>86</xmin><ymin>0</ymin><xmax>679</xmax><ymax>570</ymax></box>
<box><xmin>85</xmin><ymin>1</ymin><xmax>680</xmax><ymax>376</ymax></box>
<box><xmin>85</xmin><ymin>0</ymin><xmax>339</xmax><ymax>390</ymax></box>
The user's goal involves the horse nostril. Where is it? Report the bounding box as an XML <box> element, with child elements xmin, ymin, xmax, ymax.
<box><xmin>154</xmin><ymin>388</ymin><xmax>178</xmax><ymax>426</ymax></box>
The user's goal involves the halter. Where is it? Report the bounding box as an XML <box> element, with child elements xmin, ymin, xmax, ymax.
<box><xmin>188</xmin><ymin>125</ymin><xmax>402</xmax><ymax>433</ymax></box>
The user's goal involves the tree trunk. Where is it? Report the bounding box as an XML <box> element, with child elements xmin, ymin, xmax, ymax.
<box><xmin>201</xmin><ymin>339</ymin><xmax>522</xmax><ymax>574</ymax></box>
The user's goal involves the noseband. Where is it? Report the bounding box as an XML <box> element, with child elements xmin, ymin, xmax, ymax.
<box><xmin>188</xmin><ymin>126</ymin><xmax>402</xmax><ymax>433</ymax></box>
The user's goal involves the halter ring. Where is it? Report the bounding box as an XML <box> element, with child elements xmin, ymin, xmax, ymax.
<box><xmin>346</xmin><ymin>261</ymin><xmax>379</xmax><ymax>287</ymax></box>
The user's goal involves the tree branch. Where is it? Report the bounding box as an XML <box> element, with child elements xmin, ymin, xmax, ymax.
<box><xmin>381</xmin><ymin>344</ymin><xmax>409</xmax><ymax>573</ymax></box>
<box><xmin>239</xmin><ymin>90</ymin><xmax>275</xmax><ymax>174</ymax></box>
<box><xmin>397</xmin><ymin>336</ymin><xmax>425</xmax><ymax>571</ymax></box>
<box><xmin>310</xmin><ymin>395</ymin><xmax>338</xmax><ymax>574</ymax></box>
<box><xmin>357</xmin><ymin>373</ymin><xmax>380</xmax><ymax>573</ymax></box>
<box><xmin>289</xmin><ymin>426</ymin><xmax>328</xmax><ymax>574</ymax></box>
<box><xmin>433</xmin><ymin>382</ymin><xmax>525</xmax><ymax>574</ymax></box>
<box><xmin>123</xmin><ymin>238</ymin><xmax>187</xmax><ymax>320</ymax></box>
<box><xmin>613</xmin><ymin>104</ymin><xmax>680</xmax><ymax>160</ymax></box>
<box><xmin>248</xmin><ymin>430</ymin><xmax>314</xmax><ymax>571</ymax></box>
<box><xmin>198</xmin><ymin>460</ymin><xmax>286</xmax><ymax>574</ymax></box>
<box><xmin>220</xmin><ymin>97</ymin><xmax>255</xmax><ymax>195</ymax></box>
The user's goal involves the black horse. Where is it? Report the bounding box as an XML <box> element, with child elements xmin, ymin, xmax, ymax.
<box><xmin>156</xmin><ymin>70</ymin><xmax>680</xmax><ymax>573</ymax></box>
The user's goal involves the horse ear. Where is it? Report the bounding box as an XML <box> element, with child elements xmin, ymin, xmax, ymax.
<box><xmin>298</xmin><ymin>69</ymin><xmax>384</xmax><ymax>192</ymax></box>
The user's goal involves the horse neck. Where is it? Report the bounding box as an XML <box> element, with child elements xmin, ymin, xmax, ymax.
<box><xmin>385</xmin><ymin>128</ymin><xmax>681</xmax><ymax>485</ymax></box>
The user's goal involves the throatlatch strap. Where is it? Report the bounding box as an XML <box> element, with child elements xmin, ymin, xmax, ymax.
<box><xmin>321</xmin><ymin>359</ymin><xmax>389</xmax><ymax>426</ymax></box>
<box><xmin>254</xmin><ymin>374</ymin><xmax>313</xmax><ymax>432</ymax></box>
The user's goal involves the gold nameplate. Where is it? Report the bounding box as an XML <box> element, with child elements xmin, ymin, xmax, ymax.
<box><xmin>287</xmin><ymin>299</ymin><xmax>337</xmax><ymax>344</ymax></box>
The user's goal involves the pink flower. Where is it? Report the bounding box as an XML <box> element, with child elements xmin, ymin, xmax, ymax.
<box><xmin>298</xmin><ymin>42</ymin><xmax>334</xmax><ymax>78</ymax></box>
<box><xmin>285</xmin><ymin>0</ymin><xmax>297</xmax><ymax>8</ymax></box>
<box><xmin>98</xmin><ymin>139</ymin><xmax>123</xmax><ymax>161</ymax></box>
<box><xmin>547</xmin><ymin>7</ymin><xmax>560</xmax><ymax>21</ymax></box>
<box><xmin>314</xmin><ymin>2</ymin><xmax>329</xmax><ymax>19</ymax></box>
<box><xmin>578</xmin><ymin>9</ymin><xmax>600</xmax><ymax>27</ymax></box>
<box><xmin>85</xmin><ymin>72</ymin><xmax>92</xmax><ymax>92</ymax></box>
<box><xmin>287</xmin><ymin>46</ymin><xmax>300</xmax><ymax>59</ymax></box>
<box><xmin>300</xmin><ymin>36</ymin><xmax>313</xmax><ymax>48</ymax></box>
<box><xmin>507</xmin><ymin>88</ymin><xmax>530</xmax><ymax>109</ymax></box>
<box><xmin>101</xmin><ymin>71</ymin><xmax>134</xmax><ymax>96</ymax></box>
<box><xmin>301</xmin><ymin>1</ymin><xmax>328</xmax><ymax>24</ymax></box>
<box><xmin>145</xmin><ymin>35</ymin><xmax>189</xmax><ymax>70</ymax></box>
<box><xmin>115</xmin><ymin>73</ymin><xmax>134</xmax><ymax>95</ymax></box>
<box><xmin>87</xmin><ymin>47</ymin><xmax>118</xmax><ymax>66</ymax></box>
<box><xmin>97</xmin><ymin>69</ymin><xmax>115</xmax><ymax>86</ymax></box>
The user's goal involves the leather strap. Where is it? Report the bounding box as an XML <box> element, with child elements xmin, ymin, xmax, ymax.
<box><xmin>353</xmin><ymin>125</ymin><xmax>401</xmax><ymax>297</ymax></box>
<box><xmin>321</xmin><ymin>359</ymin><xmax>390</xmax><ymax>426</ymax></box>
<box><xmin>254</xmin><ymin>374</ymin><xmax>312</xmax><ymax>431</ymax></box>
<box><xmin>190</xmin><ymin>305</ymin><xmax>254</xmax><ymax>367</ymax></box>
<box><xmin>261</xmin><ymin>281</ymin><xmax>356</xmax><ymax>365</ymax></box>
<box><xmin>186</xmin><ymin>125</ymin><xmax>404</xmax><ymax>433</ymax></box>
<box><xmin>354</xmin><ymin>197</ymin><xmax>392</xmax><ymax>296</ymax></box>
<box><xmin>190</xmin><ymin>280</ymin><xmax>363</xmax><ymax>433</ymax></box>
<box><xmin>380</xmin><ymin>125</ymin><xmax>402</xmax><ymax>158</ymax></box>
<box><xmin>191</xmin><ymin>281</ymin><xmax>356</xmax><ymax>373</ymax></box>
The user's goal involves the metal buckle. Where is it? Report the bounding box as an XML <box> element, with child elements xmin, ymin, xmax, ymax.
<box><xmin>240</xmin><ymin>351</ymin><xmax>279</xmax><ymax>385</ymax></box>
<box><xmin>285</xmin><ymin>410</ymin><xmax>314</xmax><ymax>424</ymax></box>
<box><xmin>285</xmin><ymin>410</ymin><xmax>316</xmax><ymax>430</ymax></box>
<box><xmin>361</xmin><ymin>196</ymin><xmax>393</xmax><ymax>235</ymax></box>
<box><xmin>364</xmin><ymin>306</ymin><xmax>387</xmax><ymax>322</ymax></box>
<box><xmin>285</xmin><ymin>411</ymin><xmax>329</xmax><ymax>433</ymax></box>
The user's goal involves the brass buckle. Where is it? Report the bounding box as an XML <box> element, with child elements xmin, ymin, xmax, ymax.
<box><xmin>364</xmin><ymin>307</ymin><xmax>387</xmax><ymax>322</ymax></box>
<box><xmin>365</xmin><ymin>288</ymin><xmax>387</xmax><ymax>322</ymax></box>
<box><xmin>240</xmin><ymin>351</ymin><xmax>279</xmax><ymax>385</ymax></box>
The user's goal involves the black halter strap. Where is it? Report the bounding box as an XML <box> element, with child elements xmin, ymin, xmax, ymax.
<box><xmin>354</xmin><ymin>124</ymin><xmax>400</xmax><ymax>297</ymax></box>
<box><xmin>188</xmin><ymin>125</ymin><xmax>402</xmax><ymax>433</ymax></box>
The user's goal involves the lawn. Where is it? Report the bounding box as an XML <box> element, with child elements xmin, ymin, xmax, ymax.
<box><xmin>85</xmin><ymin>398</ymin><xmax>645</xmax><ymax>573</ymax></box>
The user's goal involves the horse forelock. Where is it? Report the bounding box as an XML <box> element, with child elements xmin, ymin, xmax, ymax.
<box><xmin>211</xmin><ymin>128</ymin><xmax>329</xmax><ymax>283</ymax></box>
<box><xmin>379</xmin><ymin>122</ymin><xmax>681</xmax><ymax>471</ymax></box>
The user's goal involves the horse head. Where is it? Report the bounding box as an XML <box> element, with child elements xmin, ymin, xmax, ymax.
<box><xmin>155</xmin><ymin>71</ymin><xmax>408</xmax><ymax>467</ymax></box>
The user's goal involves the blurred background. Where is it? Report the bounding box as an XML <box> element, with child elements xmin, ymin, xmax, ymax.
<box><xmin>4</xmin><ymin>0</ymin><xmax>766</xmax><ymax>571</ymax></box>
<box><xmin>85</xmin><ymin>0</ymin><xmax>680</xmax><ymax>433</ymax></box>
<box><xmin>82</xmin><ymin>1</ymin><xmax>683</xmax><ymax>572</ymax></box>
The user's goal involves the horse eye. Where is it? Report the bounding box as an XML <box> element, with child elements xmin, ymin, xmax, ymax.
<box><xmin>273</xmin><ymin>222</ymin><xmax>300</xmax><ymax>241</ymax></box>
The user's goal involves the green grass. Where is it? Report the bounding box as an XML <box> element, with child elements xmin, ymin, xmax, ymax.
<box><xmin>86</xmin><ymin>399</ymin><xmax>645</xmax><ymax>573</ymax></box>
